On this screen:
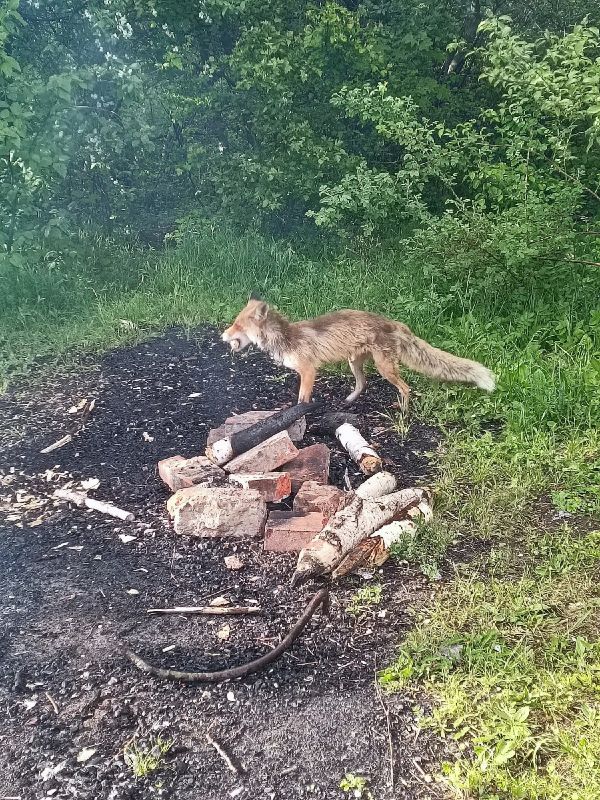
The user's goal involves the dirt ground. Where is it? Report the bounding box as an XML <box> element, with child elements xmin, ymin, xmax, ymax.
<box><xmin>0</xmin><ymin>327</ymin><xmax>448</xmax><ymax>800</ymax></box>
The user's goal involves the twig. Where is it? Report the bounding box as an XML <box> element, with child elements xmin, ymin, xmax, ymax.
<box><xmin>45</xmin><ymin>692</ymin><xmax>59</xmax><ymax>715</ymax></box>
<box><xmin>54</xmin><ymin>489</ymin><xmax>135</xmax><ymax>522</ymax></box>
<box><xmin>41</xmin><ymin>434</ymin><xmax>73</xmax><ymax>454</ymax></box>
<box><xmin>147</xmin><ymin>606</ymin><xmax>261</xmax><ymax>616</ymax></box>
<box><xmin>206</xmin><ymin>732</ymin><xmax>242</xmax><ymax>776</ymax></box>
<box><xmin>374</xmin><ymin>676</ymin><xmax>394</xmax><ymax>789</ymax></box>
<box><xmin>40</xmin><ymin>398</ymin><xmax>95</xmax><ymax>454</ymax></box>
<box><xmin>122</xmin><ymin>587</ymin><xmax>330</xmax><ymax>683</ymax></box>
<box><xmin>535</xmin><ymin>255</ymin><xmax>600</xmax><ymax>268</ymax></box>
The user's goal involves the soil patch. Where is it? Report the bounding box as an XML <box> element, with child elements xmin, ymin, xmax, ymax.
<box><xmin>0</xmin><ymin>327</ymin><xmax>447</xmax><ymax>799</ymax></box>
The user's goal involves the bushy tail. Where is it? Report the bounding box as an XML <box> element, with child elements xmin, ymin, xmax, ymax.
<box><xmin>396</xmin><ymin>330</ymin><xmax>495</xmax><ymax>392</ymax></box>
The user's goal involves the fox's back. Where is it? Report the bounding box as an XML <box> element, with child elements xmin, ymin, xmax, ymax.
<box><xmin>291</xmin><ymin>309</ymin><xmax>409</xmax><ymax>365</ymax></box>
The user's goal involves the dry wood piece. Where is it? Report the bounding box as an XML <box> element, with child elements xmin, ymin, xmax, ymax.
<box><xmin>54</xmin><ymin>488</ymin><xmax>135</xmax><ymax>522</ymax></box>
<box><xmin>354</xmin><ymin>471</ymin><xmax>397</xmax><ymax>500</ymax></box>
<box><xmin>318</xmin><ymin>412</ymin><xmax>382</xmax><ymax>475</ymax></box>
<box><xmin>147</xmin><ymin>606</ymin><xmax>260</xmax><ymax>616</ymax></box>
<box><xmin>332</xmin><ymin>496</ymin><xmax>433</xmax><ymax>579</ymax></box>
<box><xmin>122</xmin><ymin>587</ymin><xmax>329</xmax><ymax>683</ymax></box>
<box><xmin>206</xmin><ymin>402</ymin><xmax>320</xmax><ymax>466</ymax></box>
<box><xmin>206</xmin><ymin>732</ymin><xmax>242</xmax><ymax>776</ymax></box>
<box><xmin>40</xmin><ymin>398</ymin><xmax>95</xmax><ymax>454</ymax></box>
<box><xmin>291</xmin><ymin>486</ymin><xmax>430</xmax><ymax>586</ymax></box>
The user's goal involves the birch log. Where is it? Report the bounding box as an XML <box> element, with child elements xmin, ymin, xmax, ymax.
<box><xmin>318</xmin><ymin>412</ymin><xmax>382</xmax><ymax>475</ymax></box>
<box><xmin>334</xmin><ymin>422</ymin><xmax>382</xmax><ymax>475</ymax></box>
<box><xmin>291</xmin><ymin>486</ymin><xmax>429</xmax><ymax>586</ymax></box>
<box><xmin>331</xmin><ymin>494</ymin><xmax>433</xmax><ymax>578</ymax></box>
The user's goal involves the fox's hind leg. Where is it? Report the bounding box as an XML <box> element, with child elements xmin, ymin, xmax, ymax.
<box><xmin>345</xmin><ymin>354</ymin><xmax>368</xmax><ymax>404</ymax></box>
<box><xmin>372</xmin><ymin>350</ymin><xmax>411</xmax><ymax>412</ymax></box>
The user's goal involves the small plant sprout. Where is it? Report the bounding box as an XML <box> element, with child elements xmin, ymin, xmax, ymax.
<box><xmin>123</xmin><ymin>735</ymin><xmax>173</xmax><ymax>779</ymax></box>
<box><xmin>346</xmin><ymin>583</ymin><xmax>382</xmax><ymax>616</ymax></box>
<box><xmin>340</xmin><ymin>773</ymin><xmax>374</xmax><ymax>799</ymax></box>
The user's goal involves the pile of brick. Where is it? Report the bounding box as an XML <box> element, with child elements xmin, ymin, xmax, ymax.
<box><xmin>158</xmin><ymin>410</ymin><xmax>346</xmax><ymax>553</ymax></box>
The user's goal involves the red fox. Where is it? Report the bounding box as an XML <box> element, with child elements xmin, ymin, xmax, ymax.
<box><xmin>222</xmin><ymin>298</ymin><xmax>495</xmax><ymax>408</ymax></box>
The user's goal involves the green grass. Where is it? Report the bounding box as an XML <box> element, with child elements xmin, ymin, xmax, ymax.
<box><xmin>380</xmin><ymin>528</ymin><xmax>600</xmax><ymax>799</ymax></box>
<box><xmin>1</xmin><ymin>226</ymin><xmax>599</xmax><ymax>798</ymax></box>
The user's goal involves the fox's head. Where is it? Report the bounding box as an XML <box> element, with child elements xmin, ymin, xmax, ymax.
<box><xmin>222</xmin><ymin>296</ymin><xmax>269</xmax><ymax>352</ymax></box>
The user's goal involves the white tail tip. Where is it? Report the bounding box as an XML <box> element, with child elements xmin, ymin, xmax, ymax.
<box><xmin>473</xmin><ymin>365</ymin><xmax>496</xmax><ymax>392</ymax></box>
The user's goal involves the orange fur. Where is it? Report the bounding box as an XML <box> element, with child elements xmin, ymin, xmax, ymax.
<box><xmin>222</xmin><ymin>299</ymin><xmax>495</xmax><ymax>407</ymax></box>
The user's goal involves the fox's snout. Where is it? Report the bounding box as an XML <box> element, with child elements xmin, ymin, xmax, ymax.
<box><xmin>222</xmin><ymin>324</ymin><xmax>251</xmax><ymax>352</ymax></box>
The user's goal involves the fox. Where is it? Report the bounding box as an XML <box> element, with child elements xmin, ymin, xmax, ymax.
<box><xmin>222</xmin><ymin>297</ymin><xmax>495</xmax><ymax>408</ymax></box>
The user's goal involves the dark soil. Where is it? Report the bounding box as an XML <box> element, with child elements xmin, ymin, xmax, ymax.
<box><xmin>0</xmin><ymin>327</ymin><xmax>447</xmax><ymax>800</ymax></box>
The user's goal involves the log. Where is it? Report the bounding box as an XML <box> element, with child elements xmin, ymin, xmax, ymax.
<box><xmin>318</xmin><ymin>412</ymin><xmax>382</xmax><ymax>475</ymax></box>
<box><xmin>206</xmin><ymin>402</ymin><xmax>320</xmax><ymax>466</ymax></box>
<box><xmin>54</xmin><ymin>488</ymin><xmax>135</xmax><ymax>522</ymax></box>
<box><xmin>291</xmin><ymin>487</ymin><xmax>429</xmax><ymax>586</ymax></box>
<box><xmin>332</xmin><ymin>494</ymin><xmax>433</xmax><ymax>578</ymax></box>
<box><xmin>354</xmin><ymin>471</ymin><xmax>397</xmax><ymax>500</ymax></box>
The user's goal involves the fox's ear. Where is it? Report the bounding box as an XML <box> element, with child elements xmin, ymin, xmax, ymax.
<box><xmin>248</xmin><ymin>290</ymin><xmax>263</xmax><ymax>302</ymax></box>
<box><xmin>253</xmin><ymin>301</ymin><xmax>268</xmax><ymax>320</ymax></box>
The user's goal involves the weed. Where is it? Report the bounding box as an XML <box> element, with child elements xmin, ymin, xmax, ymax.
<box><xmin>123</xmin><ymin>735</ymin><xmax>173</xmax><ymax>779</ymax></box>
<box><xmin>346</xmin><ymin>584</ymin><xmax>382</xmax><ymax>616</ymax></box>
<box><xmin>339</xmin><ymin>773</ymin><xmax>374</xmax><ymax>799</ymax></box>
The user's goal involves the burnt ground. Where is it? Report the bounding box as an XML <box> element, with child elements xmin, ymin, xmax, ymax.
<box><xmin>0</xmin><ymin>327</ymin><xmax>448</xmax><ymax>800</ymax></box>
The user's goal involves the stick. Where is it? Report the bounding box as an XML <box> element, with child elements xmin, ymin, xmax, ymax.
<box><xmin>375</xmin><ymin>676</ymin><xmax>394</xmax><ymax>789</ymax></box>
<box><xmin>45</xmin><ymin>692</ymin><xmax>59</xmax><ymax>715</ymax></box>
<box><xmin>206</xmin><ymin>732</ymin><xmax>242</xmax><ymax>776</ymax></box>
<box><xmin>147</xmin><ymin>606</ymin><xmax>261</xmax><ymax>616</ymax></box>
<box><xmin>121</xmin><ymin>587</ymin><xmax>329</xmax><ymax>683</ymax></box>
<box><xmin>40</xmin><ymin>398</ymin><xmax>95</xmax><ymax>454</ymax></box>
<box><xmin>54</xmin><ymin>489</ymin><xmax>135</xmax><ymax>522</ymax></box>
<box><xmin>41</xmin><ymin>434</ymin><xmax>73</xmax><ymax>454</ymax></box>
<box><xmin>207</xmin><ymin>402</ymin><xmax>321</xmax><ymax>465</ymax></box>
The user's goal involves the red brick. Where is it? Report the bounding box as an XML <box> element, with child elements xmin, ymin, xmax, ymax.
<box><xmin>293</xmin><ymin>481</ymin><xmax>345</xmax><ymax>518</ymax></box>
<box><xmin>167</xmin><ymin>486</ymin><xmax>266</xmax><ymax>538</ymax></box>
<box><xmin>279</xmin><ymin>443</ymin><xmax>331</xmax><ymax>493</ymax></box>
<box><xmin>224</xmin><ymin>431</ymin><xmax>299</xmax><ymax>474</ymax></box>
<box><xmin>158</xmin><ymin>455</ymin><xmax>185</xmax><ymax>491</ymax></box>
<box><xmin>229</xmin><ymin>472</ymin><xmax>291</xmax><ymax>502</ymax></box>
<box><xmin>263</xmin><ymin>511</ymin><xmax>326</xmax><ymax>553</ymax></box>
<box><xmin>207</xmin><ymin>410</ymin><xmax>306</xmax><ymax>446</ymax></box>
<box><xmin>158</xmin><ymin>454</ymin><xmax>225</xmax><ymax>492</ymax></box>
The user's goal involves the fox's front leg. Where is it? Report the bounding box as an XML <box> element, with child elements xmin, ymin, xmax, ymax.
<box><xmin>296</xmin><ymin>363</ymin><xmax>317</xmax><ymax>404</ymax></box>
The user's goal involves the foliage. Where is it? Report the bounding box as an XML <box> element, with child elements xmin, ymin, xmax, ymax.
<box><xmin>380</xmin><ymin>528</ymin><xmax>600</xmax><ymax>799</ymax></box>
<box><xmin>3</xmin><ymin>2</ymin><xmax>599</xmax><ymax>246</ymax></box>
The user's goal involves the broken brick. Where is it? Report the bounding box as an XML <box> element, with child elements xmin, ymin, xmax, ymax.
<box><xmin>263</xmin><ymin>511</ymin><xmax>327</xmax><ymax>553</ymax></box>
<box><xmin>158</xmin><ymin>454</ymin><xmax>225</xmax><ymax>492</ymax></box>
<box><xmin>207</xmin><ymin>410</ymin><xmax>306</xmax><ymax>447</ymax></box>
<box><xmin>228</xmin><ymin>472</ymin><xmax>291</xmax><ymax>502</ymax></box>
<box><xmin>167</xmin><ymin>486</ymin><xmax>266</xmax><ymax>538</ymax></box>
<box><xmin>224</xmin><ymin>431</ymin><xmax>299</xmax><ymax>475</ymax></box>
<box><xmin>293</xmin><ymin>481</ymin><xmax>345</xmax><ymax>518</ymax></box>
<box><xmin>279</xmin><ymin>443</ymin><xmax>331</xmax><ymax>493</ymax></box>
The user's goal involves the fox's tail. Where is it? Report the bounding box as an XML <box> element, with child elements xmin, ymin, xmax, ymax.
<box><xmin>396</xmin><ymin>330</ymin><xmax>495</xmax><ymax>392</ymax></box>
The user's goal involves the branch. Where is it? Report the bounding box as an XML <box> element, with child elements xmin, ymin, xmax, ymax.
<box><xmin>536</xmin><ymin>256</ymin><xmax>600</xmax><ymax>268</ymax></box>
<box><xmin>121</xmin><ymin>588</ymin><xmax>330</xmax><ymax>683</ymax></box>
